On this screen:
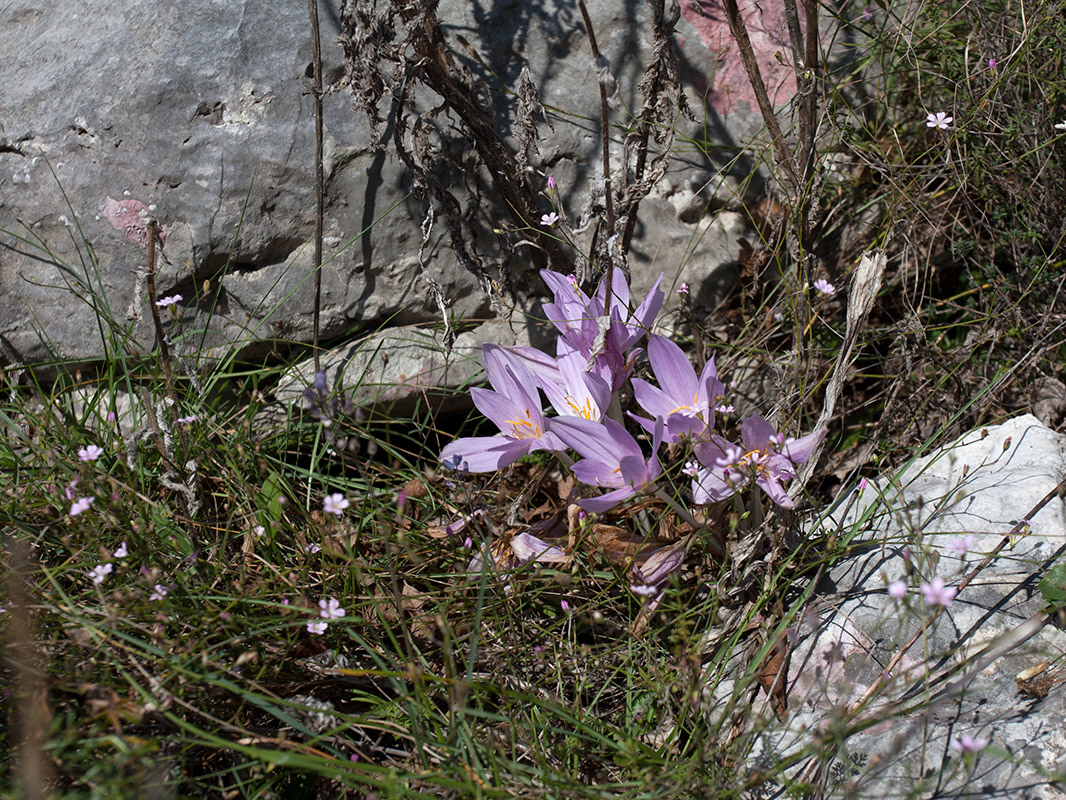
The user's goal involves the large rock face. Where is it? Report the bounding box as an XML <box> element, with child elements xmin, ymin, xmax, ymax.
<box><xmin>717</xmin><ymin>415</ymin><xmax>1066</xmax><ymax>797</ymax></box>
<box><xmin>0</xmin><ymin>0</ymin><xmax>805</xmax><ymax>379</ymax></box>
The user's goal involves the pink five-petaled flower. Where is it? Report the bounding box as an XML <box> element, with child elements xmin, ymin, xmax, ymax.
<box><xmin>541</xmin><ymin>212</ymin><xmax>559</xmax><ymax>227</ymax></box>
<box><xmin>78</xmin><ymin>444</ymin><xmax>104</xmax><ymax>462</ymax></box>
<box><xmin>813</xmin><ymin>278</ymin><xmax>836</xmax><ymax>297</ymax></box>
<box><xmin>439</xmin><ymin>344</ymin><xmax>566</xmax><ymax>473</ymax></box>
<box><xmin>318</xmin><ymin>597</ymin><xmax>346</xmax><ymax>620</ymax></box>
<box><xmin>155</xmin><ymin>294</ymin><xmax>183</xmax><ymax>307</ymax></box>
<box><xmin>114</xmin><ymin>542</ymin><xmax>129</xmax><ymax>559</ymax></box>
<box><xmin>70</xmin><ymin>496</ymin><xmax>95</xmax><ymax>516</ymax></box>
<box><xmin>887</xmin><ymin>580</ymin><xmax>907</xmax><ymax>599</ymax></box>
<box><xmin>677</xmin><ymin>282</ymin><xmax>690</xmax><ymax>295</ymax></box>
<box><xmin>323</xmin><ymin>493</ymin><xmax>350</xmax><ymax>516</ymax></box>
<box><xmin>949</xmin><ymin>534</ymin><xmax>975</xmax><ymax>555</ymax></box>
<box><xmin>921</xmin><ymin>577</ymin><xmax>957</xmax><ymax>607</ymax></box>
<box><xmin>952</xmin><ymin>734</ymin><xmax>989</xmax><ymax>754</ymax></box>
<box><xmin>691</xmin><ymin>414</ymin><xmax>825</xmax><ymax>509</ymax></box>
<box><xmin>549</xmin><ymin>416</ymin><xmax>663</xmax><ymax>513</ymax></box>
<box><xmin>150</xmin><ymin>584</ymin><xmax>168</xmax><ymax>601</ymax></box>
<box><xmin>307</xmin><ymin>621</ymin><xmax>328</xmax><ymax>635</ymax></box>
<box><xmin>630</xmin><ymin>334</ymin><xmax>726</xmax><ymax>443</ymax></box>
<box><xmin>90</xmin><ymin>563</ymin><xmax>113</xmax><ymax>585</ymax></box>
<box><xmin>926</xmin><ymin>111</ymin><xmax>953</xmax><ymax>130</ymax></box>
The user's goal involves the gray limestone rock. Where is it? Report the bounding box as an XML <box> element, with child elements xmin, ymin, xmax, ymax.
<box><xmin>720</xmin><ymin>415</ymin><xmax>1066</xmax><ymax>797</ymax></box>
<box><xmin>0</xmin><ymin>0</ymin><xmax>762</xmax><ymax>379</ymax></box>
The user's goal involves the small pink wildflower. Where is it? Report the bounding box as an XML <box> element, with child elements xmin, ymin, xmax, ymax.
<box><xmin>70</xmin><ymin>496</ymin><xmax>95</xmax><ymax>516</ymax></box>
<box><xmin>90</xmin><ymin>563</ymin><xmax>113</xmax><ymax>585</ymax></box>
<box><xmin>107</xmin><ymin>411</ymin><xmax>117</xmax><ymax>423</ymax></box>
<box><xmin>631</xmin><ymin>584</ymin><xmax>660</xmax><ymax>598</ymax></box>
<box><xmin>114</xmin><ymin>541</ymin><xmax>129</xmax><ymax>559</ymax></box>
<box><xmin>921</xmin><ymin>577</ymin><xmax>957</xmax><ymax>607</ymax></box>
<box><xmin>306</xmin><ymin>621</ymin><xmax>328</xmax><ymax>635</ymax></box>
<box><xmin>859</xmin><ymin>476</ymin><xmax>869</xmax><ymax>492</ymax></box>
<box><xmin>540</xmin><ymin>211</ymin><xmax>559</xmax><ymax>227</ymax></box>
<box><xmin>813</xmin><ymin>278</ymin><xmax>836</xmax><ymax>296</ymax></box>
<box><xmin>303</xmin><ymin>542</ymin><xmax>322</xmax><ymax>554</ymax></box>
<box><xmin>949</xmin><ymin>534</ymin><xmax>975</xmax><ymax>556</ymax></box>
<box><xmin>323</xmin><ymin>493</ymin><xmax>350</xmax><ymax>516</ymax></box>
<box><xmin>988</xmin><ymin>57</ymin><xmax>997</xmax><ymax>70</ymax></box>
<box><xmin>175</xmin><ymin>415</ymin><xmax>198</xmax><ymax>424</ymax></box>
<box><xmin>887</xmin><ymin>580</ymin><xmax>907</xmax><ymax>599</ymax></box>
<box><xmin>677</xmin><ymin>282</ymin><xmax>690</xmax><ymax>295</ymax></box>
<box><xmin>78</xmin><ymin>444</ymin><xmax>104</xmax><ymax>462</ymax></box>
<box><xmin>150</xmin><ymin>584</ymin><xmax>168</xmax><ymax>601</ymax></box>
<box><xmin>560</xmin><ymin>600</ymin><xmax>570</xmax><ymax>612</ymax></box>
<box><xmin>952</xmin><ymin>734</ymin><xmax>989</xmax><ymax>754</ymax></box>
<box><xmin>318</xmin><ymin>597</ymin><xmax>346</xmax><ymax>620</ymax></box>
<box><xmin>155</xmin><ymin>294</ymin><xmax>183</xmax><ymax>307</ymax></box>
<box><xmin>65</xmin><ymin>477</ymin><xmax>81</xmax><ymax>500</ymax></box>
<box><xmin>547</xmin><ymin>176</ymin><xmax>557</xmax><ymax>192</ymax></box>
<box><xmin>926</xmin><ymin>111</ymin><xmax>953</xmax><ymax>130</ymax></box>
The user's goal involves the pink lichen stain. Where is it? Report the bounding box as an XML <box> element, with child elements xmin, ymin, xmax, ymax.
<box><xmin>101</xmin><ymin>196</ymin><xmax>168</xmax><ymax>249</ymax></box>
<box><xmin>681</xmin><ymin>0</ymin><xmax>803</xmax><ymax>114</ymax></box>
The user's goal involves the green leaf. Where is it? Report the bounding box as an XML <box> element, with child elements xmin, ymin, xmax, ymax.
<box><xmin>1039</xmin><ymin>564</ymin><xmax>1066</xmax><ymax>607</ymax></box>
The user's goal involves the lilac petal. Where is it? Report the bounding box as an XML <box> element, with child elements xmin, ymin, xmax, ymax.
<box><xmin>570</xmin><ymin>458</ymin><xmax>624</xmax><ymax>488</ymax></box>
<box><xmin>439</xmin><ymin>436</ymin><xmax>531</xmax><ymax>472</ymax></box>
<box><xmin>639</xmin><ymin>540</ymin><xmax>685</xmax><ymax>584</ymax></box>
<box><xmin>782</xmin><ymin>427</ymin><xmax>827</xmax><ymax>464</ymax></box>
<box><xmin>551</xmin><ymin>416</ymin><xmax>642</xmax><ymax>465</ymax></box>
<box><xmin>471</xmin><ymin>386</ymin><xmax>545</xmax><ymax>439</ymax></box>
<box><xmin>647</xmin><ymin>335</ymin><xmax>698</xmax><ymax>402</ymax></box>
<box><xmin>510</xmin><ymin>532</ymin><xmax>568</xmax><ymax>565</ymax></box>
<box><xmin>694</xmin><ymin>435</ymin><xmax>740</xmax><ymax>470</ymax></box>
<box><xmin>631</xmin><ymin>377</ymin><xmax>681</xmax><ymax>421</ymax></box>
<box><xmin>507</xmin><ymin>345</ymin><xmax>565</xmax><ymax>385</ymax></box>
<box><xmin>483</xmin><ymin>345</ymin><xmax>541</xmax><ymax>409</ymax></box>
<box><xmin>742</xmin><ymin>414</ymin><xmax>778</xmax><ymax>451</ymax></box>
<box><xmin>756</xmin><ymin>474</ymin><xmax>795</xmax><ymax>509</ymax></box>
<box><xmin>578</xmin><ymin>486</ymin><xmax>636</xmax><ymax>513</ymax></box>
<box><xmin>630</xmin><ymin>272</ymin><xmax>664</xmax><ymax>333</ymax></box>
<box><xmin>691</xmin><ymin>466</ymin><xmax>736</xmax><ymax>504</ymax></box>
<box><xmin>594</xmin><ymin>267</ymin><xmax>631</xmax><ymax>317</ymax></box>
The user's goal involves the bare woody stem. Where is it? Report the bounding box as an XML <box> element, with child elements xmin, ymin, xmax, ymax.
<box><xmin>308</xmin><ymin>0</ymin><xmax>325</xmax><ymax>375</ymax></box>
<box><xmin>145</xmin><ymin>222</ymin><xmax>187</xmax><ymax>455</ymax></box>
<box><xmin>719</xmin><ymin>0</ymin><xmax>800</xmax><ymax>188</ymax></box>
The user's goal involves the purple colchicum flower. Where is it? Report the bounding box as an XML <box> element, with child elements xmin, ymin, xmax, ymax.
<box><xmin>537</xmin><ymin>344</ymin><xmax>611</xmax><ymax>423</ymax></box>
<box><xmin>630</xmin><ymin>334</ymin><xmax>725</xmax><ymax>442</ymax></box>
<box><xmin>466</xmin><ymin>531</ymin><xmax>567</xmax><ymax>575</ymax></box>
<box><xmin>691</xmin><ymin>414</ymin><xmax>825</xmax><ymax>509</ymax></box>
<box><xmin>550</xmin><ymin>416</ymin><xmax>663</xmax><ymax>513</ymax></box>
<box><xmin>540</xmin><ymin>267</ymin><xmax>663</xmax><ymax>390</ymax></box>
<box><xmin>439</xmin><ymin>345</ymin><xmax>566</xmax><ymax>472</ymax></box>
